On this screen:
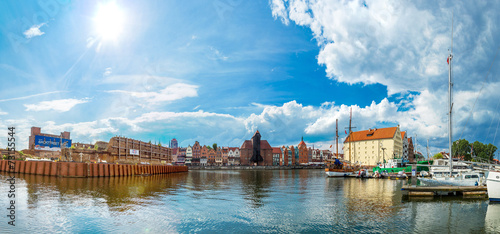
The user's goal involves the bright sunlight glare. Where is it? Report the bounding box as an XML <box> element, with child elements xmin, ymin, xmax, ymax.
<box><xmin>94</xmin><ymin>2</ymin><xmax>125</xmax><ymax>41</ymax></box>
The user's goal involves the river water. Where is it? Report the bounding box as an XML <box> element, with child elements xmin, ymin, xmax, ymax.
<box><xmin>0</xmin><ymin>170</ymin><xmax>498</xmax><ymax>233</ymax></box>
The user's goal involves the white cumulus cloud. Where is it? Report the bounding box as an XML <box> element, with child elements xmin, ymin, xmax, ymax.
<box><xmin>24</xmin><ymin>98</ymin><xmax>89</xmax><ymax>112</ymax></box>
<box><xmin>24</xmin><ymin>23</ymin><xmax>46</xmax><ymax>39</ymax></box>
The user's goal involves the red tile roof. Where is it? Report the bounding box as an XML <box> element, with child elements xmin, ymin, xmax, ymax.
<box><xmin>345</xmin><ymin>126</ymin><xmax>398</xmax><ymax>143</ymax></box>
<box><xmin>401</xmin><ymin>131</ymin><xmax>406</xmax><ymax>139</ymax></box>
<box><xmin>272</xmin><ymin>147</ymin><xmax>282</xmax><ymax>154</ymax></box>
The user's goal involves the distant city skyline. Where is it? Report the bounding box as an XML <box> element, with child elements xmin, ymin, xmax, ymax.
<box><xmin>1</xmin><ymin>1</ymin><xmax>500</xmax><ymax>160</ymax></box>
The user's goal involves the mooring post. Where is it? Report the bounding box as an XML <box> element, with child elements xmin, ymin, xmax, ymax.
<box><xmin>411</xmin><ymin>164</ymin><xmax>417</xmax><ymax>186</ymax></box>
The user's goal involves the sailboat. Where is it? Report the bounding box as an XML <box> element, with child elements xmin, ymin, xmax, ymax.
<box><xmin>325</xmin><ymin>115</ymin><xmax>357</xmax><ymax>177</ymax></box>
<box><xmin>418</xmin><ymin>17</ymin><xmax>485</xmax><ymax>187</ymax></box>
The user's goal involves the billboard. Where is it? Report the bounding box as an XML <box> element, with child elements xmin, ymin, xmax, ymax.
<box><xmin>34</xmin><ymin>135</ymin><xmax>72</xmax><ymax>151</ymax></box>
<box><xmin>130</xmin><ymin>149</ymin><xmax>139</xmax><ymax>155</ymax></box>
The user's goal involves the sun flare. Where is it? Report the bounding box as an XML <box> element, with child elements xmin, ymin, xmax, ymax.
<box><xmin>94</xmin><ymin>2</ymin><xmax>125</xmax><ymax>41</ymax></box>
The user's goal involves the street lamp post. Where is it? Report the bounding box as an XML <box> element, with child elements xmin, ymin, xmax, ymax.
<box><xmin>380</xmin><ymin>143</ymin><xmax>386</xmax><ymax>168</ymax></box>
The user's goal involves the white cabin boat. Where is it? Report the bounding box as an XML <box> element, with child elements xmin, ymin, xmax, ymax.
<box><xmin>487</xmin><ymin>171</ymin><xmax>500</xmax><ymax>202</ymax></box>
<box><xmin>430</xmin><ymin>159</ymin><xmax>472</xmax><ymax>177</ymax></box>
<box><xmin>419</xmin><ymin>171</ymin><xmax>486</xmax><ymax>186</ymax></box>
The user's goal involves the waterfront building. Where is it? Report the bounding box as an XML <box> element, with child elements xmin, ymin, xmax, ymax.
<box><xmin>202</xmin><ymin>145</ymin><xmax>209</xmax><ymax>165</ymax></box>
<box><xmin>280</xmin><ymin>146</ymin><xmax>288</xmax><ymax>166</ymax></box>
<box><xmin>170</xmin><ymin>138</ymin><xmax>178</xmax><ymax>156</ymax></box>
<box><xmin>228</xmin><ymin>147</ymin><xmax>240</xmax><ymax>165</ymax></box>
<box><xmin>200</xmin><ymin>157</ymin><xmax>208</xmax><ymax>166</ymax></box>
<box><xmin>177</xmin><ymin>147</ymin><xmax>186</xmax><ymax>165</ymax></box>
<box><xmin>293</xmin><ymin>146</ymin><xmax>299</xmax><ymax>165</ymax></box>
<box><xmin>240</xmin><ymin>131</ymin><xmax>273</xmax><ymax>166</ymax></box>
<box><xmin>312</xmin><ymin>149</ymin><xmax>322</xmax><ymax>162</ymax></box>
<box><xmin>298</xmin><ymin>138</ymin><xmax>308</xmax><ymax>165</ymax></box>
<box><xmin>272</xmin><ymin>147</ymin><xmax>281</xmax><ymax>166</ymax></box>
<box><xmin>343</xmin><ymin>126</ymin><xmax>403</xmax><ymax>167</ymax></box>
<box><xmin>107</xmin><ymin>136</ymin><xmax>172</xmax><ymax>164</ymax></box>
<box><xmin>28</xmin><ymin>126</ymin><xmax>71</xmax><ymax>158</ymax></box>
<box><xmin>408</xmin><ymin>138</ymin><xmax>415</xmax><ymax>162</ymax></box>
<box><xmin>333</xmin><ymin>152</ymin><xmax>344</xmax><ymax>159</ymax></box>
<box><xmin>215</xmin><ymin>147</ymin><xmax>222</xmax><ymax>165</ymax></box>
<box><xmin>209</xmin><ymin>148</ymin><xmax>216</xmax><ymax>165</ymax></box>
<box><xmin>221</xmin><ymin>147</ymin><xmax>229</xmax><ymax>165</ymax></box>
<box><xmin>322</xmin><ymin>150</ymin><xmax>333</xmax><ymax>161</ymax></box>
<box><xmin>288</xmin><ymin>146</ymin><xmax>295</xmax><ymax>165</ymax></box>
<box><xmin>193</xmin><ymin>141</ymin><xmax>201</xmax><ymax>159</ymax></box>
<box><xmin>401</xmin><ymin>131</ymin><xmax>408</xmax><ymax>160</ymax></box>
<box><xmin>185</xmin><ymin>145</ymin><xmax>193</xmax><ymax>165</ymax></box>
<box><xmin>308</xmin><ymin>147</ymin><xmax>312</xmax><ymax>163</ymax></box>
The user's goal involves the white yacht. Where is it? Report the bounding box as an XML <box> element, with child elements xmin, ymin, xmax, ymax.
<box><xmin>487</xmin><ymin>171</ymin><xmax>500</xmax><ymax>202</ymax></box>
<box><xmin>419</xmin><ymin>171</ymin><xmax>486</xmax><ymax>186</ymax></box>
<box><xmin>429</xmin><ymin>159</ymin><xmax>472</xmax><ymax>177</ymax></box>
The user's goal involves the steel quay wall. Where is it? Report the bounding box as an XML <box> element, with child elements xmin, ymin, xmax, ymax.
<box><xmin>0</xmin><ymin>160</ymin><xmax>188</xmax><ymax>177</ymax></box>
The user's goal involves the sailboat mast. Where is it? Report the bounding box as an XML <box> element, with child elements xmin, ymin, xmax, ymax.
<box><xmin>448</xmin><ymin>13</ymin><xmax>454</xmax><ymax>176</ymax></box>
<box><xmin>349</xmin><ymin>108</ymin><xmax>352</xmax><ymax>163</ymax></box>
<box><xmin>336</xmin><ymin>119</ymin><xmax>339</xmax><ymax>159</ymax></box>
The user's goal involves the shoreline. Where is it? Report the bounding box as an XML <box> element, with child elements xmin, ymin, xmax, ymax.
<box><xmin>187</xmin><ymin>165</ymin><xmax>325</xmax><ymax>170</ymax></box>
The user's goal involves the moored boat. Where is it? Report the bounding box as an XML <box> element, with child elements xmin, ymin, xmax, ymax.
<box><xmin>487</xmin><ymin>171</ymin><xmax>500</xmax><ymax>202</ymax></box>
<box><xmin>325</xmin><ymin>158</ymin><xmax>356</xmax><ymax>177</ymax></box>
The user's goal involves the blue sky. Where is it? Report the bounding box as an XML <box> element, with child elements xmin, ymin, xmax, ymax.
<box><xmin>0</xmin><ymin>0</ymin><xmax>499</xmax><ymax>159</ymax></box>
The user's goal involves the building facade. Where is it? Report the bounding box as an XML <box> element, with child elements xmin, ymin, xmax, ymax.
<box><xmin>298</xmin><ymin>138</ymin><xmax>308</xmax><ymax>165</ymax></box>
<box><xmin>343</xmin><ymin>126</ymin><xmax>403</xmax><ymax>167</ymax></box>
<box><xmin>401</xmin><ymin>131</ymin><xmax>408</xmax><ymax>161</ymax></box>
<box><xmin>228</xmin><ymin>147</ymin><xmax>240</xmax><ymax>165</ymax></box>
<box><xmin>272</xmin><ymin>147</ymin><xmax>281</xmax><ymax>166</ymax></box>
<box><xmin>240</xmin><ymin>131</ymin><xmax>273</xmax><ymax>166</ymax></box>
<box><xmin>185</xmin><ymin>145</ymin><xmax>193</xmax><ymax>165</ymax></box>
<box><xmin>107</xmin><ymin>136</ymin><xmax>172</xmax><ymax>164</ymax></box>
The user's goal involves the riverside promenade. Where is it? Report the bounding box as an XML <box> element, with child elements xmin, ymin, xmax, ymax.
<box><xmin>0</xmin><ymin>160</ymin><xmax>187</xmax><ymax>177</ymax></box>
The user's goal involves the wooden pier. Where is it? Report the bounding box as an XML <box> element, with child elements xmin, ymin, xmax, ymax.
<box><xmin>402</xmin><ymin>185</ymin><xmax>487</xmax><ymax>198</ymax></box>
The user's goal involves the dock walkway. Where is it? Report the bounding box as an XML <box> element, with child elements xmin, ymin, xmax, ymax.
<box><xmin>402</xmin><ymin>185</ymin><xmax>487</xmax><ymax>198</ymax></box>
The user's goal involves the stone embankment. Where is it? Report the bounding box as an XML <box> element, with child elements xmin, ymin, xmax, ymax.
<box><xmin>0</xmin><ymin>160</ymin><xmax>187</xmax><ymax>177</ymax></box>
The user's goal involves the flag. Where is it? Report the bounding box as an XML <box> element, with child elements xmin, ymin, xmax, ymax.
<box><xmin>329</xmin><ymin>145</ymin><xmax>332</xmax><ymax>148</ymax></box>
<box><xmin>345</xmin><ymin>130</ymin><xmax>347</xmax><ymax>134</ymax></box>
<box><xmin>447</xmin><ymin>57</ymin><xmax>449</xmax><ymax>64</ymax></box>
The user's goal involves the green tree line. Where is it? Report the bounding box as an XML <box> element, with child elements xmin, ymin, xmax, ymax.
<box><xmin>452</xmin><ymin>139</ymin><xmax>497</xmax><ymax>162</ymax></box>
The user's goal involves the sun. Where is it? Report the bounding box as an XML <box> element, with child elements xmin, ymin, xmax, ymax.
<box><xmin>94</xmin><ymin>2</ymin><xmax>125</xmax><ymax>41</ymax></box>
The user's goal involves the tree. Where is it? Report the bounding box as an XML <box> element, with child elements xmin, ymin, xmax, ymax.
<box><xmin>94</xmin><ymin>144</ymin><xmax>98</xmax><ymax>150</ymax></box>
<box><xmin>452</xmin><ymin>139</ymin><xmax>471</xmax><ymax>160</ymax></box>
<box><xmin>213</xmin><ymin>143</ymin><xmax>218</xmax><ymax>150</ymax></box>
<box><xmin>206</xmin><ymin>145</ymin><xmax>212</xmax><ymax>150</ymax></box>
<box><xmin>433</xmin><ymin>152</ymin><xmax>443</xmax><ymax>159</ymax></box>
<box><xmin>471</xmin><ymin>141</ymin><xmax>497</xmax><ymax>162</ymax></box>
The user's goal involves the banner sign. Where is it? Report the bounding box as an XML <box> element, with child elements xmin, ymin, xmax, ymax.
<box><xmin>130</xmin><ymin>149</ymin><xmax>139</xmax><ymax>155</ymax></box>
<box><xmin>34</xmin><ymin>135</ymin><xmax>71</xmax><ymax>151</ymax></box>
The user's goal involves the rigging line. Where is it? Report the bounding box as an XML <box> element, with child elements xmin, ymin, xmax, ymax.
<box><xmin>484</xmin><ymin>98</ymin><xmax>500</xmax><ymax>143</ymax></box>
<box><xmin>489</xmin><ymin>114</ymin><xmax>500</xmax><ymax>161</ymax></box>
<box><xmin>458</xmin><ymin>46</ymin><xmax>500</xmax><ymax>140</ymax></box>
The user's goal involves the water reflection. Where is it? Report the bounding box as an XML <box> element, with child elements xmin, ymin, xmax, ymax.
<box><xmin>0</xmin><ymin>170</ymin><xmax>492</xmax><ymax>233</ymax></box>
<box><xmin>485</xmin><ymin>203</ymin><xmax>500</xmax><ymax>233</ymax></box>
